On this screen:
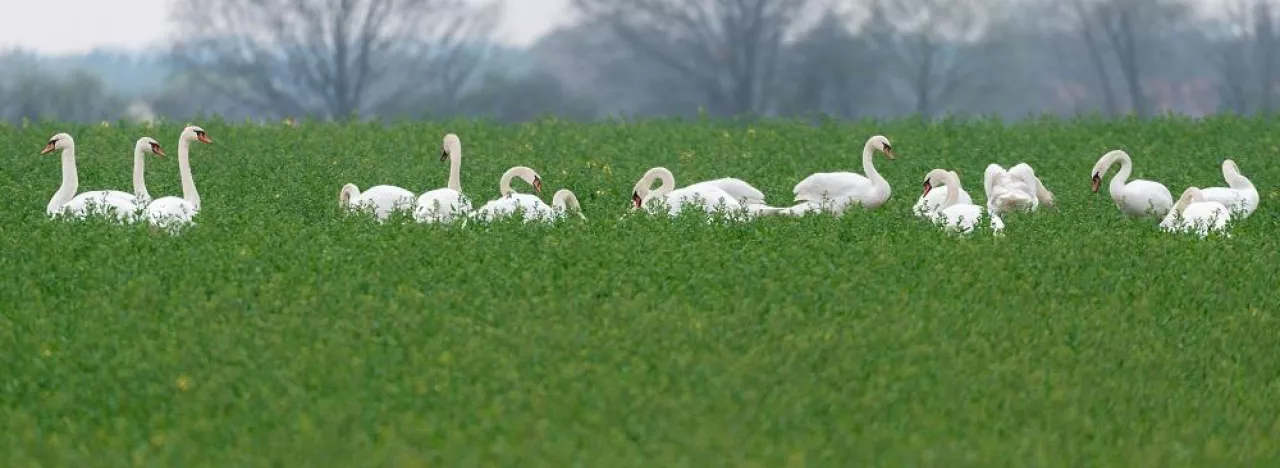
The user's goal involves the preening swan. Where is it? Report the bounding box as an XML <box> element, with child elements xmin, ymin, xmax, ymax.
<box><xmin>984</xmin><ymin>162</ymin><xmax>1053</xmax><ymax>215</ymax></box>
<box><xmin>413</xmin><ymin>133</ymin><xmax>473</xmax><ymax>223</ymax></box>
<box><xmin>1198</xmin><ymin>159</ymin><xmax>1258</xmax><ymax>218</ymax></box>
<box><xmin>471</xmin><ymin>166</ymin><xmax>546</xmax><ymax>222</ymax></box>
<box><xmin>782</xmin><ymin>135</ymin><xmax>895</xmax><ymax>216</ymax></box>
<box><xmin>630</xmin><ymin>167</ymin><xmax>748</xmax><ymax>218</ymax></box>
<box><xmin>60</xmin><ymin>137</ymin><xmax>166</xmax><ymax>222</ymax></box>
<box><xmin>921</xmin><ymin>169</ymin><xmax>1004</xmax><ymax>234</ymax></box>
<box><xmin>1090</xmin><ymin>150</ymin><xmax>1173</xmax><ymax>217</ymax></box>
<box><xmin>144</xmin><ymin>126</ymin><xmax>212</xmax><ymax>230</ymax></box>
<box><xmin>1160</xmin><ymin>186</ymin><xmax>1231</xmax><ymax>237</ymax></box>
<box><xmin>914</xmin><ymin>174</ymin><xmax>972</xmax><ymax>218</ymax></box>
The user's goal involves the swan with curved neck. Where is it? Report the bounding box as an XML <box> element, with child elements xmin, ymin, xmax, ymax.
<box><xmin>1160</xmin><ymin>186</ymin><xmax>1231</xmax><ymax>237</ymax></box>
<box><xmin>414</xmin><ymin>133</ymin><xmax>473</xmax><ymax>223</ymax></box>
<box><xmin>60</xmin><ymin>137</ymin><xmax>166</xmax><ymax>221</ymax></box>
<box><xmin>1199</xmin><ymin>159</ymin><xmax>1259</xmax><ymax>218</ymax></box>
<box><xmin>40</xmin><ymin>133</ymin><xmax>79</xmax><ymax>216</ymax></box>
<box><xmin>915</xmin><ymin>168</ymin><xmax>972</xmax><ymax>217</ymax></box>
<box><xmin>1090</xmin><ymin>149</ymin><xmax>1173</xmax><ymax>217</ymax></box>
<box><xmin>629</xmin><ymin>166</ymin><xmax>746</xmax><ymax>217</ymax></box>
<box><xmin>470</xmin><ymin>166</ymin><xmax>546</xmax><ymax>222</ymax></box>
<box><xmin>551</xmin><ymin>189</ymin><xmax>586</xmax><ymax>220</ymax></box>
<box><xmin>782</xmin><ymin>135</ymin><xmax>895</xmax><ymax>216</ymax></box>
<box><xmin>144</xmin><ymin>126</ymin><xmax>212</xmax><ymax>230</ymax></box>
<box><xmin>921</xmin><ymin>169</ymin><xmax>1004</xmax><ymax>234</ymax></box>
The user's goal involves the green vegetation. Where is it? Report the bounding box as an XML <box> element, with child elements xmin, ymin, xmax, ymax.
<box><xmin>2</xmin><ymin>116</ymin><xmax>1278</xmax><ymax>465</ymax></box>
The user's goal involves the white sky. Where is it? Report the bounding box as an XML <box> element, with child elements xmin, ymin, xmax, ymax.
<box><xmin>0</xmin><ymin>0</ymin><xmax>571</xmax><ymax>55</ymax></box>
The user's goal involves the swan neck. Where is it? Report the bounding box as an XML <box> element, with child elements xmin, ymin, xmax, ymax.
<box><xmin>943</xmin><ymin>172</ymin><xmax>961</xmax><ymax>207</ymax></box>
<box><xmin>499</xmin><ymin>169</ymin><xmax>515</xmax><ymax>196</ymax></box>
<box><xmin>447</xmin><ymin>143</ymin><xmax>462</xmax><ymax>191</ymax></box>
<box><xmin>133</xmin><ymin>145</ymin><xmax>149</xmax><ymax>200</ymax></box>
<box><xmin>654</xmin><ymin>170</ymin><xmax>675</xmax><ymax>197</ymax></box>
<box><xmin>178</xmin><ymin>138</ymin><xmax>199</xmax><ymax>209</ymax></box>
<box><xmin>1224</xmin><ymin>166</ymin><xmax>1252</xmax><ymax>189</ymax></box>
<box><xmin>1110</xmin><ymin>153</ymin><xmax>1131</xmax><ymax>195</ymax></box>
<box><xmin>862</xmin><ymin>141</ymin><xmax>883</xmax><ymax>184</ymax></box>
<box><xmin>49</xmin><ymin>146</ymin><xmax>78</xmax><ymax>213</ymax></box>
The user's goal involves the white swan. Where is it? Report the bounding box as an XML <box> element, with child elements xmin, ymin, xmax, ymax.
<box><xmin>40</xmin><ymin>133</ymin><xmax>82</xmax><ymax>217</ymax></box>
<box><xmin>914</xmin><ymin>174</ymin><xmax>972</xmax><ymax>217</ymax></box>
<box><xmin>685</xmin><ymin>177</ymin><xmax>783</xmax><ymax>216</ymax></box>
<box><xmin>548</xmin><ymin>189</ymin><xmax>586</xmax><ymax>221</ymax></box>
<box><xmin>984</xmin><ymin>162</ymin><xmax>1054</xmax><ymax>215</ymax></box>
<box><xmin>921</xmin><ymin>169</ymin><xmax>1004</xmax><ymax>234</ymax></box>
<box><xmin>144</xmin><ymin>126</ymin><xmax>211</xmax><ymax>230</ymax></box>
<box><xmin>471</xmin><ymin>166</ymin><xmax>546</xmax><ymax>222</ymax></box>
<box><xmin>1198</xmin><ymin>159</ymin><xmax>1258</xmax><ymax>218</ymax></box>
<box><xmin>60</xmin><ymin>137</ymin><xmax>165</xmax><ymax>222</ymax></box>
<box><xmin>413</xmin><ymin>133</ymin><xmax>472</xmax><ymax>223</ymax></box>
<box><xmin>1090</xmin><ymin>149</ymin><xmax>1173</xmax><ymax>217</ymax></box>
<box><xmin>630</xmin><ymin>167</ymin><xmax>747</xmax><ymax>218</ymax></box>
<box><xmin>781</xmin><ymin>135</ymin><xmax>894</xmax><ymax>216</ymax></box>
<box><xmin>1160</xmin><ymin>186</ymin><xmax>1231</xmax><ymax>237</ymax></box>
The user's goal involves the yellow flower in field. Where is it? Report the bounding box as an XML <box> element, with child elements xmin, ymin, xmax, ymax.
<box><xmin>175</xmin><ymin>375</ymin><xmax>192</xmax><ymax>391</ymax></box>
<box><xmin>602</xmin><ymin>164</ymin><xmax>612</xmax><ymax>175</ymax></box>
<box><xmin>40</xmin><ymin>346</ymin><xmax>52</xmax><ymax>357</ymax></box>
<box><xmin>100</xmin><ymin>121</ymin><xmax>110</xmax><ymax>128</ymax></box>
<box><xmin>747</xmin><ymin>128</ymin><xmax>756</xmax><ymax>137</ymax></box>
<box><xmin>722</xmin><ymin>131</ymin><xmax>730</xmax><ymax>138</ymax></box>
<box><xmin>679</xmin><ymin>150</ymin><xmax>696</xmax><ymax>162</ymax></box>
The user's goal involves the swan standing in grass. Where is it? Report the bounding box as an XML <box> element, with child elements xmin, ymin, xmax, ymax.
<box><xmin>471</xmin><ymin>166</ymin><xmax>546</xmax><ymax>222</ymax></box>
<box><xmin>921</xmin><ymin>169</ymin><xmax>1004</xmax><ymax>234</ymax></box>
<box><xmin>781</xmin><ymin>135</ymin><xmax>895</xmax><ymax>216</ymax></box>
<box><xmin>58</xmin><ymin>137</ymin><xmax>166</xmax><ymax>222</ymax></box>
<box><xmin>413</xmin><ymin>133</ymin><xmax>472</xmax><ymax>223</ymax></box>
<box><xmin>144</xmin><ymin>126</ymin><xmax>212</xmax><ymax>230</ymax></box>
<box><xmin>630</xmin><ymin>167</ymin><xmax>754</xmax><ymax>218</ymax></box>
<box><xmin>1198</xmin><ymin>159</ymin><xmax>1258</xmax><ymax>218</ymax></box>
<box><xmin>984</xmin><ymin>162</ymin><xmax>1054</xmax><ymax>215</ymax></box>
<box><xmin>913</xmin><ymin>174</ymin><xmax>972</xmax><ymax>217</ymax></box>
<box><xmin>1090</xmin><ymin>149</ymin><xmax>1173</xmax><ymax>218</ymax></box>
<box><xmin>1160</xmin><ymin>186</ymin><xmax>1231</xmax><ymax>237</ymax></box>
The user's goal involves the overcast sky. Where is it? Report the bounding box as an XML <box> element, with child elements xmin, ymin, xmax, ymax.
<box><xmin>0</xmin><ymin>0</ymin><xmax>571</xmax><ymax>55</ymax></box>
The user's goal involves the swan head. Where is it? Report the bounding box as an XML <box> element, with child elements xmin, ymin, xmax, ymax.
<box><xmin>441</xmin><ymin>133</ymin><xmax>460</xmax><ymax>162</ymax></box>
<box><xmin>1223</xmin><ymin>159</ymin><xmax>1239</xmax><ymax>175</ymax></box>
<box><xmin>920</xmin><ymin>168</ymin><xmax>950</xmax><ymax>197</ymax></box>
<box><xmin>181</xmin><ymin>125</ymin><xmax>212</xmax><ymax>144</ymax></box>
<box><xmin>869</xmin><ymin>135</ymin><xmax>894</xmax><ymax>159</ymax></box>
<box><xmin>1091</xmin><ymin>150</ymin><xmax>1127</xmax><ymax>192</ymax></box>
<box><xmin>137</xmin><ymin>137</ymin><xmax>165</xmax><ymax>157</ymax></box>
<box><xmin>339</xmin><ymin>183</ymin><xmax>360</xmax><ymax>207</ymax></box>
<box><xmin>40</xmin><ymin>133</ymin><xmax>73</xmax><ymax>154</ymax></box>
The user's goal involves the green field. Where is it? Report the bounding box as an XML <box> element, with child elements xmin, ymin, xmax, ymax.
<box><xmin>2</xmin><ymin>116</ymin><xmax>1279</xmax><ymax>465</ymax></box>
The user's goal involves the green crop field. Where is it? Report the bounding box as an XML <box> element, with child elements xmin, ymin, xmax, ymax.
<box><xmin>1</xmin><ymin>116</ymin><xmax>1278</xmax><ymax>465</ymax></box>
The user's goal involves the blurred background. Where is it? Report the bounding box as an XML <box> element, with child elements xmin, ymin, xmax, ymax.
<box><xmin>0</xmin><ymin>0</ymin><xmax>1271</xmax><ymax>124</ymax></box>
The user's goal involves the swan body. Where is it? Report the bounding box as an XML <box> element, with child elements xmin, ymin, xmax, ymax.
<box><xmin>340</xmin><ymin>184</ymin><xmax>416</xmax><ymax>221</ymax></box>
<box><xmin>145</xmin><ymin>126</ymin><xmax>212</xmax><ymax>230</ymax></box>
<box><xmin>782</xmin><ymin>135</ymin><xmax>895</xmax><ymax>216</ymax></box>
<box><xmin>414</xmin><ymin>133</ymin><xmax>473</xmax><ymax>223</ymax></box>
<box><xmin>631</xmin><ymin>167</ymin><xmax>755</xmax><ymax>219</ymax></box>
<box><xmin>1090</xmin><ymin>150</ymin><xmax>1173</xmax><ymax>217</ymax></box>
<box><xmin>522</xmin><ymin>189</ymin><xmax>586</xmax><ymax>222</ymax></box>
<box><xmin>471</xmin><ymin>166</ymin><xmax>546</xmax><ymax>222</ymax></box>
<box><xmin>60</xmin><ymin>137</ymin><xmax>166</xmax><ymax>222</ymax></box>
<box><xmin>921</xmin><ymin>169</ymin><xmax>1004</xmax><ymax>234</ymax></box>
<box><xmin>686</xmin><ymin>177</ymin><xmax>784</xmax><ymax>216</ymax></box>
<box><xmin>1198</xmin><ymin>159</ymin><xmax>1258</xmax><ymax>218</ymax></box>
<box><xmin>984</xmin><ymin>162</ymin><xmax>1054</xmax><ymax>215</ymax></box>
<box><xmin>1160</xmin><ymin>186</ymin><xmax>1232</xmax><ymax>237</ymax></box>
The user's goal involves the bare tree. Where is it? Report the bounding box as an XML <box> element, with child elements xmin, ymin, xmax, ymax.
<box><xmin>876</xmin><ymin>0</ymin><xmax>1006</xmax><ymax>116</ymax></box>
<box><xmin>1052</xmin><ymin>0</ymin><xmax>1188</xmax><ymax>117</ymax></box>
<box><xmin>168</xmin><ymin>0</ymin><xmax>500</xmax><ymax>119</ymax></box>
<box><xmin>570</xmin><ymin>0</ymin><xmax>815</xmax><ymax>116</ymax></box>
<box><xmin>1207</xmin><ymin>0</ymin><xmax>1280</xmax><ymax>115</ymax></box>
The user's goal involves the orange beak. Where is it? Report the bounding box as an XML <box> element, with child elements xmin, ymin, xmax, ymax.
<box><xmin>151</xmin><ymin>143</ymin><xmax>166</xmax><ymax>157</ymax></box>
<box><xmin>1091</xmin><ymin>174</ymin><xmax>1101</xmax><ymax>193</ymax></box>
<box><xmin>533</xmin><ymin>177</ymin><xmax>543</xmax><ymax>194</ymax></box>
<box><xmin>632</xmin><ymin>191</ymin><xmax>643</xmax><ymax>208</ymax></box>
<box><xmin>40</xmin><ymin>142</ymin><xmax>56</xmax><ymax>154</ymax></box>
<box><xmin>884</xmin><ymin>147</ymin><xmax>896</xmax><ymax>160</ymax></box>
<box><xmin>197</xmin><ymin>134</ymin><xmax>212</xmax><ymax>144</ymax></box>
<box><xmin>921</xmin><ymin>180</ymin><xmax>933</xmax><ymax>198</ymax></box>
